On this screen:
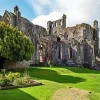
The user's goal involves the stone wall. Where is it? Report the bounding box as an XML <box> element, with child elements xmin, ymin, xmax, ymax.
<box><xmin>3</xmin><ymin>60</ymin><xmax>30</xmax><ymax>69</ymax></box>
<box><xmin>0</xmin><ymin>6</ymin><xmax>100</xmax><ymax>70</ymax></box>
<box><xmin>47</xmin><ymin>15</ymin><xmax>100</xmax><ymax>69</ymax></box>
<box><xmin>0</xmin><ymin>6</ymin><xmax>47</xmax><ymax>69</ymax></box>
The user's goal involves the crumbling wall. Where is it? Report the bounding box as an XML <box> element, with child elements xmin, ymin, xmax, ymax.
<box><xmin>0</xmin><ymin>6</ymin><xmax>47</xmax><ymax>69</ymax></box>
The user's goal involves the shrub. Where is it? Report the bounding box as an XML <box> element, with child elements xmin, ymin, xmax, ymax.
<box><xmin>0</xmin><ymin>22</ymin><xmax>34</xmax><ymax>61</ymax></box>
<box><xmin>23</xmin><ymin>69</ymin><xmax>30</xmax><ymax>79</ymax></box>
<box><xmin>0</xmin><ymin>75</ymin><xmax>10</xmax><ymax>86</ymax></box>
<box><xmin>0</xmin><ymin>70</ymin><xmax>36</xmax><ymax>87</ymax></box>
<box><xmin>13</xmin><ymin>77</ymin><xmax>35</xmax><ymax>86</ymax></box>
<box><xmin>6</xmin><ymin>72</ymin><xmax>20</xmax><ymax>82</ymax></box>
<box><xmin>13</xmin><ymin>77</ymin><xmax>27</xmax><ymax>86</ymax></box>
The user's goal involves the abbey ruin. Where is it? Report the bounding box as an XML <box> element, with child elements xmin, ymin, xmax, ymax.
<box><xmin>0</xmin><ymin>6</ymin><xmax>100</xmax><ymax>70</ymax></box>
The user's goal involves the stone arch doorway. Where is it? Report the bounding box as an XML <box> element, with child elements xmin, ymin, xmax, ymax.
<box><xmin>57</xmin><ymin>37</ymin><xmax>61</xmax><ymax>42</ymax></box>
<box><xmin>38</xmin><ymin>44</ymin><xmax>46</xmax><ymax>63</ymax></box>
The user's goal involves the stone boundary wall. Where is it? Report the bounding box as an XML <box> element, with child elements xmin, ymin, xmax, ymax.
<box><xmin>3</xmin><ymin>60</ymin><xmax>30</xmax><ymax>69</ymax></box>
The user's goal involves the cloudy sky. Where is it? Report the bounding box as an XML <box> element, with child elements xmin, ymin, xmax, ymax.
<box><xmin>27</xmin><ymin>0</ymin><xmax>100</xmax><ymax>29</ymax></box>
<box><xmin>0</xmin><ymin>0</ymin><xmax>100</xmax><ymax>29</ymax></box>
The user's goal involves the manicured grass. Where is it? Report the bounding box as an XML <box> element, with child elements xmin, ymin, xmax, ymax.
<box><xmin>0</xmin><ymin>66</ymin><xmax>100</xmax><ymax>100</ymax></box>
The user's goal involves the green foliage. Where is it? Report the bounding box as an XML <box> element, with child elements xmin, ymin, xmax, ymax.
<box><xmin>47</xmin><ymin>60</ymin><xmax>50</xmax><ymax>65</ymax></box>
<box><xmin>0</xmin><ymin>22</ymin><xmax>34</xmax><ymax>61</ymax></box>
<box><xmin>13</xmin><ymin>77</ymin><xmax>27</xmax><ymax>86</ymax></box>
<box><xmin>6</xmin><ymin>72</ymin><xmax>21</xmax><ymax>82</ymax></box>
<box><xmin>0</xmin><ymin>74</ymin><xmax>10</xmax><ymax>86</ymax></box>
<box><xmin>1</xmin><ymin>69</ymin><xmax>6</xmax><ymax>76</ymax></box>
<box><xmin>23</xmin><ymin>69</ymin><xmax>30</xmax><ymax>79</ymax></box>
<box><xmin>47</xmin><ymin>60</ymin><xmax>52</xmax><ymax>67</ymax></box>
<box><xmin>0</xmin><ymin>70</ymin><xmax>35</xmax><ymax>86</ymax></box>
<box><xmin>0</xmin><ymin>71</ymin><xmax>21</xmax><ymax>86</ymax></box>
<box><xmin>13</xmin><ymin>70</ymin><xmax>32</xmax><ymax>86</ymax></box>
<box><xmin>1</xmin><ymin>67</ymin><xmax>100</xmax><ymax>99</ymax></box>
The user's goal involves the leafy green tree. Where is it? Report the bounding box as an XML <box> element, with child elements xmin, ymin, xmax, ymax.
<box><xmin>0</xmin><ymin>22</ymin><xmax>34</xmax><ymax>68</ymax></box>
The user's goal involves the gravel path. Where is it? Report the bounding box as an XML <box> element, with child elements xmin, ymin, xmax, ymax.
<box><xmin>52</xmin><ymin>88</ymin><xmax>89</xmax><ymax>100</ymax></box>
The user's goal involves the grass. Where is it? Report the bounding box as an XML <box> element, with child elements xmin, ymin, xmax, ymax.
<box><xmin>0</xmin><ymin>66</ymin><xmax>100</xmax><ymax>100</ymax></box>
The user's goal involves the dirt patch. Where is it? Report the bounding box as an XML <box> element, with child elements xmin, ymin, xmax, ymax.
<box><xmin>87</xmin><ymin>75</ymin><xmax>97</xmax><ymax>78</ymax></box>
<box><xmin>52</xmin><ymin>87</ymin><xmax>90</xmax><ymax>100</ymax></box>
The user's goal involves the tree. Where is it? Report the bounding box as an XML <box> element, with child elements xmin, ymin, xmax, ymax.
<box><xmin>0</xmin><ymin>22</ymin><xmax>34</xmax><ymax>68</ymax></box>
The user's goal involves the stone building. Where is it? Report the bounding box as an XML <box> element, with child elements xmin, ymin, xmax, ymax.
<box><xmin>0</xmin><ymin>6</ymin><xmax>100</xmax><ymax>70</ymax></box>
<box><xmin>0</xmin><ymin>6</ymin><xmax>47</xmax><ymax>69</ymax></box>
<box><xmin>47</xmin><ymin>14</ymin><xmax>100</xmax><ymax>70</ymax></box>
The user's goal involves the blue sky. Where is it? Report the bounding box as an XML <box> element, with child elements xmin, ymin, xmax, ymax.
<box><xmin>0</xmin><ymin>0</ymin><xmax>100</xmax><ymax>30</ymax></box>
<box><xmin>0</xmin><ymin>0</ymin><xmax>34</xmax><ymax>21</ymax></box>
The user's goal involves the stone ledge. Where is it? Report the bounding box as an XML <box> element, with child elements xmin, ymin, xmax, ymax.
<box><xmin>0</xmin><ymin>82</ymin><xmax>42</xmax><ymax>90</ymax></box>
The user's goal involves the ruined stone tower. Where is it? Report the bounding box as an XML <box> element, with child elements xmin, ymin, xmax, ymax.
<box><xmin>0</xmin><ymin>6</ymin><xmax>100</xmax><ymax>70</ymax></box>
<box><xmin>93</xmin><ymin>20</ymin><xmax>99</xmax><ymax>56</ymax></box>
<box><xmin>46</xmin><ymin>14</ymin><xmax>100</xmax><ymax>70</ymax></box>
<box><xmin>47</xmin><ymin>14</ymin><xmax>66</xmax><ymax>35</ymax></box>
<box><xmin>0</xmin><ymin>6</ymin><xmax>47</xmax><ymax>69</ymax></box>
<box><xmin>14</xmin><ymin>5</ymin><xmax>21</xmax><ymax>28</ymax></box>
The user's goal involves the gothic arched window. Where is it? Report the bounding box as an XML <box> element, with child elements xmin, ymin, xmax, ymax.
<box><xmin>68</xmin><ymin>47</ymin><xmax>72</xmax><ymax>59</ymax></box>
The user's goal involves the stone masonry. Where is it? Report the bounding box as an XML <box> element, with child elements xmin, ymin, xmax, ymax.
<box><xmin>0</xmin><ymin>6</ymin><xmax>47</xmax><ymax>69</ymax></box>
<box><xmin>0</xmin><ymin>6</ymin><xmax>100</xmax><ymax>70</ymax></box>
<box><xmin>47</xmin><ymin>14</ymin><xmax>100</xmax><ymax>70</ymax></box>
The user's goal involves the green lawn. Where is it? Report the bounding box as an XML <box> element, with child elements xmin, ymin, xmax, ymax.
<box><xmin>0</xmin><ymin>66</ymin><xmax>100</xmax><ymax>100</ymax></box>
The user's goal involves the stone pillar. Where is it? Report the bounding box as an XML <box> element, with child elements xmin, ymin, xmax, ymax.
<box><xmin>47</xmin><ymin>21</ymin><xmax>52</xmax><ymax>35</ymax></box>
<box><xmin>93</xmin><ymin>20</ymin><xmax>99</xmax><ymax>56</ymax></box>
<box><xmin>37</xmin><ymin>44</ymin><xmax>40</xmax><ymax>63</ymax></box>
<box><xmin>66</xmin><ymin>44</ymin><xmax>69</xmax><ymax>60</ymax></box>
<box><xmin>80</xmin><ymin>45</ymin><xmax>84</xmax><ymax>64</ymax></box>
<box><xmin>62</xmin><ymin>14</ymin><xmax>66</xmax><ymax>28</ymax></box>
<box><xmin>93</xmin><ymin>20</ymin><xmax>98</xmax><ymax>29</ymax></box>
<box><xmin>14</xmin><ymin>5</ymin><xmax>21</xmax><ymax>29</ymax></box>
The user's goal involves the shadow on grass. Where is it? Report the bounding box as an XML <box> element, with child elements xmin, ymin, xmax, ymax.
<box><xmin>64</xmin><ymin>67</ymin><xmax>100</xmax><ymax>74</ymax></box>
<box><xmin>27</xmin><ymin>68</ymin><xmax>86</xmax><ymax>83</ymax></box>
<box><xmin>0</xmin><ymin>89</ymin><xmax>37</xmax><ymax>100</ymax></box>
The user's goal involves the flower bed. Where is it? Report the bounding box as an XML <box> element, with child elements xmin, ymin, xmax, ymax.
<box><xmin>0</xmin><ymin>69</ymin><xmax>42</xmax><ymax>90</ymax></box>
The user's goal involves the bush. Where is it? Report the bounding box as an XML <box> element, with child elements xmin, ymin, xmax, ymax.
<box><xmin>6</xmin><ymin>72</ymin><xmax>20</xmax><ymax>82</ymax></box>
<box><xmin>0</xmin><ymin>22</ymin><xmax>34</xmax><ymax>61</ymax></box>
<box><xmin>0</xmin><ymin>75</ymin><xmax>10</xmax><ymax>86</ymax></box>
<box><xmin>0</xmin><ymin>71</ymin><xmax>36</xmax><ymax>87</ymax></box>
<box><xmin>13</xmin><ymin>77</ymin><xmax>27</xmax><ymax>86</ymax></box>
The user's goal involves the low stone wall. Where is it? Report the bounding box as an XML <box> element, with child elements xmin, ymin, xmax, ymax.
<box><xmin>0</xmin><ymin>82</ymin><xmax>42</xmax><ymax>90</ymax></box>
<box><xmin>3</xmin><ymin>60</ymin><xmax>30</xmax><ymax>69</ymax></box>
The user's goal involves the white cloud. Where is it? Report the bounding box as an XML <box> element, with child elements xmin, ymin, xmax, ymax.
<box><xmin>32</xmin><ymin>12</ymin><xmax>63</xmax><ymax>28</ymax></box>
<box><xmin>27</xmin><ymin>0</ymin><xmax>100</xmax><ymax>33</ymax></box>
